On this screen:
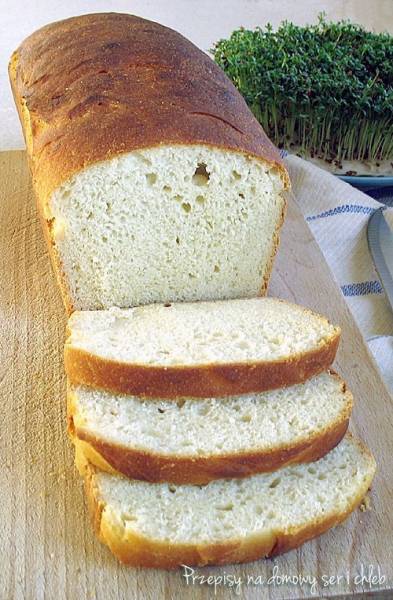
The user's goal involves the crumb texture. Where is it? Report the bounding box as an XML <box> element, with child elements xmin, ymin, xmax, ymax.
<box><xmin>67</xmin><ymin>297</ymin><xmax>339</xmax><ymax>366</ymax></box>
<box><xmin>71</xmin><ymin>372</ymin><xmax>350</xmax><ymax>456</ymax></box>
<box><xmin>50</xmin><ymin>145</ymin><xmax>285</xmax><ymax>309</ymax></box>
<box><xmin>93</xmin><ymin>435</ymin><xmax>375</xmax><ymax>544</ymax></box>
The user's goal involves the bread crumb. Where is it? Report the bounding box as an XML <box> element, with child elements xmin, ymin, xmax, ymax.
<box><xmin>360</xmin><ymin>495</ymin><xmax>371</xmax><ymax>512</ymax></box>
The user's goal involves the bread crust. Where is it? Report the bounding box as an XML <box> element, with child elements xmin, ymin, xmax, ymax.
<box><xmin>73</xmin><ymin>418</ymin><xmax>349</xmax><ymax>484</ymax></box>
<box><xmin>64</xmin><ymin>329</ymin><xmax>340</xmax><ymax>398</ymax></box>
<box><xmin>9</xmin><ymin>13</ymin><xmax>289</xmax><ymax>203</ymax></box>
<box><xmin>9</xmin><ymin>13</ymin><xmax>289</xmax><ymax>313</ymax></box>
<box><xmin>84</xmin><ymin>436</ymin><xmax>375</xmax><ymax>568</ymax></box>
<box><xmin>68</xmin><ymin>374</ymin><xmax>352</xmax><ymax>484</ymax></box>
<box><xmin>260</xmin><ymin>192</ymin><xmax>288</xmax><ymax>295</ymax></box>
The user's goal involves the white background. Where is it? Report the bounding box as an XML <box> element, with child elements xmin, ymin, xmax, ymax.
<box><xmin>1</xmin><ymin>0</ymin><xmax>392</xmax><ymax>150</ymax></box>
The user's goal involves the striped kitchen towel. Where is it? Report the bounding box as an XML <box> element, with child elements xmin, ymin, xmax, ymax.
<box><xmin>283</xmin><ymin>154</ymin><xmax>393</xmax><ymax>392</ymax></box>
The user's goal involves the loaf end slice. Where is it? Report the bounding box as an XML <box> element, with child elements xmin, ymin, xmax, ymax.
<box><xmin>83</xmin><ymin>434</ymin><xmax>375</xmax><ymax>568</ymax></box>
<box><xmin>65</xmin><ymin>298</ymin><xmax>341</xmax><ymax>397</ymax></box>
<box><xmin>69</xmin><ymin>371</ymin><xmax>352</xmax><ymax>484</ymax></box>
<box><xmin>9</xmin><ymin>13</ymin><xmax>289</xmax><ymax>312</ymax></box>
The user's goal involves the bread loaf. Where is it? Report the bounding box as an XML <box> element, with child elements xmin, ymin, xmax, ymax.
<box><xmin>9</xmin><ymin>13</ymin><xmax>289</xmax><ymax>312</ymax></box>
<box><xmin>65</xmin><ymin>298</ymin><xmax>340</xmax><ymax>397</ymax></box>
<box><xmin>82</xmin><ymin>434</ymin><xmax>375</xmax><ymax>567</ymax></box>
<box><xmin>69</xmin><ymin>371</ymin><xmax>352</xmax><ymax>484</ymax></box>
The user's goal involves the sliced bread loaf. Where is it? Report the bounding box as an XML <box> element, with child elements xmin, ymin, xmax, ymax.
<box><xmin>70</xmin><ymin>371</ymin><xmax>352</xmax><ymax>484</ymax></box>
<box><xmin>83</xmin><ymin>434</ymin><xmax>375</xmax><ymax>567</ymax></box>
<box><xmin>9</xmin><ymin>13</ymin><xmax>288</xmax><ymax>312</ymax></box>
<box><xmin>65</xmin><ymin>298</ymin><xmax>340</xmax><ymax>397</ymax></box>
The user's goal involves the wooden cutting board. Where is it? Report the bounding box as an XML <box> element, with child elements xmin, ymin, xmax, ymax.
<box><xmin>1</xmin><ymin>150</ymin><xmax>393</xmax><ymax>600</ymax></box>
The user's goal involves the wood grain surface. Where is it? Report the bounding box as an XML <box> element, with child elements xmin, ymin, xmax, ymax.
<box><xmin>1</xmin><ymin>150</ymin><xmax>392</xmax><ymax>600</ymax></box>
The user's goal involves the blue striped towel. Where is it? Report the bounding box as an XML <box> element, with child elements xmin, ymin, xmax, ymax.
<box><xmin>283</xmin><ymin>154</ymin><xmax>393</xmax><ymax>392</ymax></box>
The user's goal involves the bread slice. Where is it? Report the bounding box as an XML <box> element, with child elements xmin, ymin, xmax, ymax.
<box><xmin>69</xmin><ymin>371</ymin><xmax>352</xmax><ymax>484</ymax></box>
<box><xmin>9</xmin><ymin>13</ymin><xmax>289</xmax><ymax>312</ymax></box>
<box><xmin>65</xmin><ymin>298</ymin><xmax>340</xmax><ymax>397</ymax></box>
<box><xmin>83</xmin><ymin>434</ymin><xmax>375</xmax><ymax>567</ymax></box>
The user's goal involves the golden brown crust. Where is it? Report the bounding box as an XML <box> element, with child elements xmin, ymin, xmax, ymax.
<box><xmin>83</xmin><ymin>437</ymin><xmax>375</xmax><ymax>568</ymax></box>
<box><xmin>64</xmin><ymin>330</ymin><xmax>340</xmax><ymax>398</ymax></box>
<box><xmin>9</xmin><ymin>52</ymin><xmax>76</xmax><ymax>312</ymax></box>
<box><xmin>74</xmin><ymin>419</ymin><xmax>349</xmax><ymax>484</ymax></box>
<box><xmin>9</xmin><ymin>13</ymin><xmax>289</xmax><ymax>205</ymax></box>
<box><xmin>69</xmin><ymin>377</ymin><xmax>352</xmax><ymax>484</ymax></box>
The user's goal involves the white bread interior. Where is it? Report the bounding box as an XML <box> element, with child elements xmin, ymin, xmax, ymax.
<box><xmin>49</xmin><ymin>145</ymin><xmax>286</xmax><ymax>310</ymax></box>
<box><xmin>70</xmin><ymin>371</ymin><xmax>351</xmax><ymax>458</ymax></box>
<box><xmin>66</xmin><ymin>298</ymin><xmax>339</xmax><ymax>367</ymax></box>
<box><xmin>83</xmin><ymin>434</ymin><xmax>375</xmax><ymax>566</ymax></box>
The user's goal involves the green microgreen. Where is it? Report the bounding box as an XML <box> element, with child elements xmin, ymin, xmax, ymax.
<box><xmin>212</xmin><ymin>15</ymin><xmax>393</xmax><ymax>162</ymax></box>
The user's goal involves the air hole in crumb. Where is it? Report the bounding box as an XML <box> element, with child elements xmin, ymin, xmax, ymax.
<box><xmin>102</xmin><ymin>235</ymin><xmax>108</xmax><ymax>243</ymax></box>
<box><xmin>308</xmin><ymin>467</ymin><xmax>317</xmax><ymax>475</ymax></box>
<box><xmin>157</xmin><ymin>408</ymin><xmax>165</xmax><ymax>414</ymax></box>
<box><xmin>137</xmin><ymin>154</ymin><xmax>152</xmax><ymax>166</ymax></box>
<box><xmin>146</xmin><ymin>173</ymin><xmax>157</xmax><ymax>185</ymax></box>
<box><xmin>174</xmin><ymin>194</ymin><xmax>183</xmax><ymax>202</ymax></box>
<box><xmin>238</xmin><ymin>192</ymin><xmax>245</xmax><ymax>199</ymax></box>
<box><xmin>196</xmin><ymin>195</ymin><xmax>206</xmax><ymax>204</ymax></box>
<box><xmin>181</xmin><ymin>202</ymin><xmax>192</xmax><ymax>213</ymax></box>
<box><xmin>168</xmin><ymin>485</ymin><xmax>177</xmax><ymax>493</ymax></box>
<box><xmin>217</xmin><ymin>503</ymin><xmax>234</xmax><ymax>511</ymax></box>
<box><xmin>251</xmin><ymin>186</ymin><xmax>256</xmax><ymax>194</ymax></box>
<box><xmin>163</xmin><ymin>303</ymin><xmax>172</xmax><ymax>307</ymax></box>
<box><xmin>232</xmin><ymin>170</ymin><xmax>241</xmax><ymax>180</ymax></box>
<box><xmin>192</xmin><ymin>163</ymin><xmax>210</xmax><ymax>186</ymax></box>
<box><xmin>318</xmin><ymin>474</ymin><xmax>327</xmax><ymax>480</ymax></box>
<box><xmin>241</xmin><ymin>414</ymin><xmax>252</xmax><ymax>423</ymax></box>
<box><xmin>121</xmin><ymin>513</ymin><xmax>136</xmax><ymax>522</ymax></box>
<box><xmin>188</xmin><ymin>272</ymin><xmax>197</xmax><ymax>278</ymax></box>
<box><xmin>236</xmin><ymin>341</ymin><xmax>249</xmax><ymax>350</ymax></box>
<box><xmin>87</xmin><ymin>211</ymin><xmax>93</xmax><ymax>220</ymax></box>
<box><xmin>106</xmin><ymin>202</ymin><xmax>112</xmax><ymax>214</ymax></box>
<box><xmin>175</xmin><ymin>236</ymin><xmax>180</xmax><ymax>245</ymax></box>
<box><xmin>163</xmin><ymin>185</ymin><xmax>172</xmax><ymax>192</ymax></box>
<box><xmin>176</xmin><ymin>399</ymin><xmax>186</xmax><ymax>409</ymax></box>
<box><xmin>269</xmin><ymin>478</ymin><xmax>281</xmax><ymax>489</ymax></box>
<box><xmin>214</xmin><ymin>265</ymin><xmax>220</xmax><ymax>273</ymax></box>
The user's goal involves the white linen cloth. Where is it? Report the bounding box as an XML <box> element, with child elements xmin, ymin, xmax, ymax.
<box><xmin>283</xmin><ymin>154</ymin><xmax>393</xmax><ymax>393</ymax></box>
